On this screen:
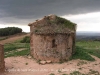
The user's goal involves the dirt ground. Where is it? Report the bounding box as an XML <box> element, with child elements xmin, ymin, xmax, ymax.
<box><xmin>0</xmin><ymin>33</ymin><xmax>29</xmax><ymax>45</ymax></box>
<box><xmin>0</xmin><ymin>33</ymin><xmax>100</xmax><ymax>75</ymax></box>
<box><xmin>2</xmin><ymin>55</ymin><xmax>100</xmax><ymax>75</ymax></box>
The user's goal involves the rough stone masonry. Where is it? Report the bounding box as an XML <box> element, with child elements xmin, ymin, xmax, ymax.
<box><xmin>28</xmin><ymin>15</ymin><xmax>76</xmax><ymax>63</ymax></box>
<box><xmin>0</xmin><ymin>44</ymin><xmax>5</xmax><ymax>73</ymax></box>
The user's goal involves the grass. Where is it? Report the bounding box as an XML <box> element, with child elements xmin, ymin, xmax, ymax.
<box><xmin>4</xmin><ymin>43</ymin><xmax>30</xmax><ymax>58</ymax></box>
<box><xmin>55</xmin><ymin>16</ymin><xmax>76</xmax><ymax>31</ymax></box>
<box><xmin>62</xmin><ymin>74</ymin><xmax>68</xmax><ymax>75</ymax></box>
<box><xmin>70</xmin><ymin>41</ymin><xmax>100</xmax><ymax>61</ymax></box>
<box><xmin>2</xmin><ymin>39</ymin><xmax>100</xmax><ymax>75</ymax></box>
<box><xmin>77</xmin><ymin>61</ymin><xmax>87</xmax><ymax>66</ymax></box>
<box><xmin>5</xmin><ymin>49</ymin><xmax>30</xmax><ymax>58</ymax></box>
<box><xmin>89</xmin><ymin>69</ymin><xmax>100</xmax><ymax>75</ymax></box>
<box><xmin>76</xmin><ymin>41</ymin><xmax>100</xmax><ymax>58</ymax></box>
<box><xmin>70</xmin><ymin>71</ymin><xmax>85</xmax><ymax>75</ymax></box>
<box><xmin>4</xmin><ymin>43</ymin><xmax>29</xmax><ymax>52</ymax></box>
<box><xmin>0</xmin><ymin>37</ymin><xmax>8</xmax><ymax>41</ymax></box>
<box><xmin>4</xmin><ymin>38</ymin><xmax>100</xmax><ymax>61</ymax></box>
<box><xmin>49</xmin><ymin>70</ymin><xmax>100</xmax><ymax>75</ymax></box>
<box><xmin>4</xmin><ymin>35</ymin><xmax>30</xmax><ymax>58</ymax></box>
<box><xmin>49</xmin><ymin>73</ymin><xmax>55</xmax><ymax>75</ymax></box>
<box><xmin>20</xmin><ymin>36</ymin><xmax>30</xmax><ymax>43</ymax></box>
<box><xmin>70</xmin><ymin>70</ymin><xmax>100</xmax><ymax>75</ymax></box>
<box><xmin>70</xmin><ymin>46</ymin><xmax>95</xmax><ymax>61</ymax></box>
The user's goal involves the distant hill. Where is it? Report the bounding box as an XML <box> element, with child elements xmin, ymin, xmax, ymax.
<box><xmin>76</xmin><ymin>31</ymin><xmax>100</xmax><ymax>41</ymax></box>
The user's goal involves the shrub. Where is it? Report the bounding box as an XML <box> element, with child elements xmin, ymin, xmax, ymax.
<box><xmin>0</xmin><ymin>27</ymin><xmax>22</xmax><ymax>36</ymax></box>
<box><xmin>20</xmin><ymin>36</ymin><xmax>30</xmax><ymax>43</ymax></box>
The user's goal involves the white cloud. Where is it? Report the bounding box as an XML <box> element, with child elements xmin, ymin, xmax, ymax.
<box><xmin>62</xmin><ymin>12</ymin><xmax>100</xmax><ymax>32</ymax></box>
<box><xmin>0</xmin><ymin>12</ymin><xmax>100</xmax><ymax>32</ymax></box>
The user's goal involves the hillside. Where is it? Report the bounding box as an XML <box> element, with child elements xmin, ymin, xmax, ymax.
<box><xmin>1</xmin><ymin>32</ymin><xmax>100</xmax><ymax>75</ymax></box>
<box><xmin>76</xmin><ymin>32</ymin><xmax>100</xmax><ymax>41</ymax></box>
<box><xmin>3</xmin><ymin>40</ymin><xmax>100</xmax><ymax>75</ymax></box>
<box><xmin>0</xmin><ymin>33</ymin><xmax>30</xmax><ymax>45</ymax></box>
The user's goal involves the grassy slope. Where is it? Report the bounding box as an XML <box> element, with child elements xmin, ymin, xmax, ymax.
<box><xmin>4</xmin><ymin>37</ymin><xmax>100</xmax><ymax>75</ymax></box>
<box><xmin>4</xmin><ymin>43</ymin><xmax>30</xmax><ymax>58</ymax></box>
<box><xmin>4</xmin><ymin>39</ymin><xmax>100</xmax><ymax>62</ymax></box>
<box><xmin>0</xmin><ymin>32</ymin><xmax>29</xmax><ymax>44</ymax></box>
<box><xmin>71</xmin><ymin>41</ymin><xmax>100</xmax><ymax>61</ymax></box>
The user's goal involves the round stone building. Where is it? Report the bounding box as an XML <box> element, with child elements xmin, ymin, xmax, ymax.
<box><xmin>28</xmin><ymin>15</ymin><xmax>76</xmax><ymax>62</ymax></box>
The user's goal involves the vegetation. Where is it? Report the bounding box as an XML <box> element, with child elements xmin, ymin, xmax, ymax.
<box><xmin>49</xmin><ymin>70</ymin><xmax>100</xmax><ymax>75</ymax></box>
<box><xmin>4</xmin><ymin>38</ymin><xmax>100</xmax><ymax>61</ymax></box>
<box><xmin>0</xmin><ymin>37</ymin><xmax>8</xmax><ymax>41</ymax></box>
<box><xmin>77</xmin><ymin>60</ymin><xmax>87</xmax><ymax>66</ymax></box>
<box><xmin>33</xmin><ymin>15</ymin><xmax>76</xmax><ymax>34</ymax></box>
<box><xmin>62</xmin><ymin>74</ymin><xmax>68</xmax><ymax>75</ymax></box>
<box><xmin>0</xmin><ymin>27</ymin><xmax>22</xmax><ymax>36</ymax></box>
<box><xmin>4</xmin><ymin>43</ymin><xmax>30</xmax><ymax>58</ymax></box>
<box><xmin>88</xmin><ymin>69</ymin><xmax>100</xmax><ymax>75</ymax></box>
<box><xmin>20</xmin><ymin>36</ymin><xmax>30</xmax><ymax>43</ymax></box>
<box><xmin>70</xmin><ymin>71</ymin><xmax>84</xmax><ymax>75</ymax></box>
<box><xmin>47</xmin><ymin>15</ymin><xmax>76</xmax><ymax>31</ymax></box>
<box><xmin>49</xmin><ymin>73</ymin><xmax>55</xmax><ymax>75</ymax></box>
<box><xmin>69</xmin><ymin>70</ymin><xmax>100</xmax><ymax>75</ymax></box>
<box><xmin>3</xmin><ymin>35</ymin><xmax>100</xmax><ymax>74</ymax></box>
<box><xmin>55</xmin><ymin>16</ymin><xmax>76</xmax><ymax>31</ymax></box>
<box><xmin>70</xmin><ymin>46</ymin><xmax>95</xmax><ymax>61</ymax></box>
<box><xmin>76</xmin><ymin>41</ymin><xmax>100</xmax><ymax>58</ymax></box>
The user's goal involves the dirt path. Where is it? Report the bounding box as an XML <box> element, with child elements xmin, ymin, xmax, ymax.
<box><xmin>0</xmin><ymin>34</ymin><xmax>29</xmax><ymax>45</ymax></box>
<box><xmin>3</xmin><ymin>55</ymin><xmax>100</xmax><ymax>75</ymax></box>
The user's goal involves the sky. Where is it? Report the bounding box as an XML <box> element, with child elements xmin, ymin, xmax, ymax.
<box><xmin>0</xmin><ymin>0</ymin><xmax>100</xmax><ymax>32</ymax></box>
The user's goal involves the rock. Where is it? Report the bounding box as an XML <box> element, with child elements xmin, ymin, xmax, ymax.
<box><xmin>28</xmin><ymin>56</ymin><xmax>32</xmax><ymax>59</ymax></box>
<box><xmin>40</xmin><ymin>61</ymin><xmax>46</xmax><ymax>65</ymax></box>
<box><xmin>46</xmin><ymin>60</ymin><xmax>52</xmax><ymax>64</ymax></box>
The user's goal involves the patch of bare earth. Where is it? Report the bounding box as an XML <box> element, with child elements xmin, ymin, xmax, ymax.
<box><xmin>2</xmin><ymin>55</ymin><xmax>100</xmax><ymax>75</ymax></box>
<box><xmin>0</xmin><ymin>33</ymin><xmax>29</xmax><ymax>45</ymax></box>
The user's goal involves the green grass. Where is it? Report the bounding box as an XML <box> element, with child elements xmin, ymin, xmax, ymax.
<box><xmin>62</xmin><ymin>74</ymin><xmax>68</xmax><ymax>75</ymax></box>
<box><xmin>4</xmin><ymin>43</ymin><xmax>30</xmax><ymax>52</ymax></box>
<box><xmin>89</xmin><ymin>69</ymin><xmax>100</xmax><ymax>75</ymax></box>
<box><xmin>70</xmin><ymin>46</ymin><xmax>95</xmax><ymax>61</ymax></box>
<box><xmin>77</xmin><ymin>60</ymin><xmax>87</xmax><ymax>66</ymax></box>
<box><xmin>71</xmin><ymin>41</ymin><xmax>100</xmax><ymax>61</ymax></box>
<box><xmin>55</xmin><ymin>16</ymin><xmax>76</xmax><ymax>31</ymax></box>
<box><xmin>70</xmin><ymin>70</ymin><xmax>100</xmax><ymax>75</ymax></box>
<box><xmin>70</xmin><ymin>71</ymin><xmax>85</xmax><ymax>75</ymax></box>
<box><xmin>49</xmin><ymin>73</ymin><xmax>55</xmax><ymax>75</ymax></box>
<box><xmin>20</xmin><ymin>36</ymin><xmax>30</xmax><ymax>43</ymax></box>
<box><xmin>4</xmin><ymin>39</ymin><xmax>100</xmax><ymax>62</ymax></box>
<box><xmin>5</xmin><ymin>49</ymin><xmax>29</xmax><ymax>58</ymax></box>
<box><xmin>76</xmin><ymin>41</ymin><xmax>100</xmax><ymax>58</ymax></box>
<box><xmin>70</xmin><ymin>41</ymin><xmax>100</xmax><ymax>61</ymax></box>
<box><xmin>4</xmin><ymin>43</ymin><xmax>30</xmax><ymax>58</ymax></box>
<box><xmin>0</xmin><ymin>37</ymin><xmax>8</xmax><ymax>41</ymax></box>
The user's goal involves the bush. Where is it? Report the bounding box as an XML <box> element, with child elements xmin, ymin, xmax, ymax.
<box><xmin>20</xmin><ymin>36</ymin><xmax>30</xmax><ymax>43</ymax></box>
<box><xmin>0</xmin><ymin>27</ymin><xmax>22</xmax><ymax>36</ymax></box>
<box><xmin>70</xmin><ymin>46</ymin><xmax>95</xmax><ymax>61</ymax></box>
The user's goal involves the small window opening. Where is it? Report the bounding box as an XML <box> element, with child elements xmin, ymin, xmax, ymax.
<box><xmin>52</xmin><ymin>39</ymin><xmax>57</xmax><ymax>48</ymax></box>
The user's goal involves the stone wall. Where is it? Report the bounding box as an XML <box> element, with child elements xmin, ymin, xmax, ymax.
<box><xmin>0</xmin><ymin>44</ymin><xmax>5</xmax><ymax>73</ymax></box>
<box><xmin>30</xmin><ymin>33</ymin><xmax>75</xmax><ymax>62</ymax></box>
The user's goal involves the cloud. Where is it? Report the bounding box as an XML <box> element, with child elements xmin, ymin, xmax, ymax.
<box><xmin>0</xmin><ymin>0</ymin><xmax>100</xmax><ymax>25</ymax></box>
<box><xmin>62</xmin><ymin>12</ymin><xmax>100</xmax><ymax>32</ymax></box>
